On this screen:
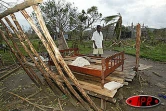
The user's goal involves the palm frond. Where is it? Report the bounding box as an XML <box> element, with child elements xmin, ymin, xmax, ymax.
<box><xmin>101</xmin><ymin>15</ymin><xmax>119</xmax><ymax>24</ymax></box>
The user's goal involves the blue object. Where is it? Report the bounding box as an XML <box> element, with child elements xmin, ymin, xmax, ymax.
<box><xmin>158</xmin><ymin>94</ymin><xmax>166</xmax><ymax>99</ymax></box>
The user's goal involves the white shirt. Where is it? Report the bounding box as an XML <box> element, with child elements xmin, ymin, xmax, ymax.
<box><xmin>91</xmin><ymin>31</ymin><xmax>103</xmax><ymax>48</ymax></box>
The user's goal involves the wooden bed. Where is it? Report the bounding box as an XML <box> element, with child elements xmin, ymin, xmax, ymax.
<box><xmin>48</xmin><ymin>48</ymin><xmax>124</xmax><ymax>87</ymax></box>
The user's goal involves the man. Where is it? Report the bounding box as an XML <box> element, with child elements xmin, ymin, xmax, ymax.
<box><xmin>91</xmin><ymin>25</ymin><xmax>103</xmax><ymax>57</ymax></box>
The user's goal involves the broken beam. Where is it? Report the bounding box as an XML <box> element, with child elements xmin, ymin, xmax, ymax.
<box><xmin>0</xmin><ymin>0</ymin><xmax>43</xmax><ymax>19</ymax></box>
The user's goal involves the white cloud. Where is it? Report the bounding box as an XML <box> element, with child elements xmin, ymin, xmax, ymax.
<box><xmin>1</xmin><ymin>0</ymin><xmax>166</xmax><ymax>29</ymax></box>
<box><xmin>66</xmin><ymin>0</ymin><xmax>166</xmax><ymax>28</ymax></box>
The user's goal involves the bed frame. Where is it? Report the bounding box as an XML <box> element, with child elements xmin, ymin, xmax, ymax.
<box><xmin>48</xmin><ymin>48</ymin><xmax>124</xmax><ymax>87</ymax></box>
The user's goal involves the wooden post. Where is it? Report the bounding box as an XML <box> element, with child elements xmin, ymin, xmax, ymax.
<box><xmin>101</xmin><ymin>59</ymin><xmax>106</xmax><ymax>110</ymax></box>
<box><xmin>7</xmin><ymin>14</ymin><xmax>66</xmax><ymax>94</ymax></box>
<box><xmin>21</xmin><ymin>9</ymin><xmax>92</xmax><ymax>111</ymax></box>
<box><xmin>0</xmin><ymin>29</ymin><xmax>40</xmax><ymax>87</ymax></box>
<box><xmin>122</xmin><ymin>51</ymin><xmax>124</xmax><ymax>71</ymax></box>
<box><xmin>135</xmin><ymin>23</ymin><xmax>141</xmax><ymax>72</ymax></box>
<box><xmin>0</xmin><ymin>20</ymin><xmax>43</xmax><ymax>86</ymax></box>
<box><xmin>32</xmin><ymin>5</ymin><xmax>101</xmax><ymax>111</ymax></box>
<box><xmin>20</xmin><ymin>10</ymin><xmax>87</xmax><ymax>109</ymax></box>
<box><xmin>4</xmin><ymin>16</ymin><xmax>59</xmax><ymax>92</ymax></box>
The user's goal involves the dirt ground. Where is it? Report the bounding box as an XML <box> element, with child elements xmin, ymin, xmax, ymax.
<box><xmin>0</xmin><ymin>50</ymin><xmax>166</xmax><ymax>111</ymax></box>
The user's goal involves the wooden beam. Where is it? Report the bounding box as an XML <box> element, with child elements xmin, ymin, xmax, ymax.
<box><xmin>0</xmin><ymin>0</ymin><xmax>43</xmax><ymax>19</ymax></box>
<box><xmin>86</xmin><ymin>90</ymin><xmax>116</xmax><ymax>103</ymax></box>
<box><xmin>0</xmin><ymin>28</ymin><xmax>40</xmax><ymax>87</ymax></box>
<box><xmin>21</xmin><ymin>9</ymin><xmax>92</xmax><ymax>110</ymax></box>
<box><xmin>56</xmin><ymin>74</ymin><xmax>118</xmax><ymax>101</ymax></box>
<box><xmin>135</xmin><ymin>23</ymin><xmax>141</xmax><ymax>72</ymax></box>
<box><xmin>32</xmin><ymin>5</ymin><xmax>101</xmax><ymax>111</ymax></box>
<box><xmin>0</xmin><ymin>19</ymin><xmax>42</xmax><ymax>86</ymax></box>
<box><xmin>79</xmin><ymin>80</ymin><xmax>117</xmax><ymax>98</ymax></box>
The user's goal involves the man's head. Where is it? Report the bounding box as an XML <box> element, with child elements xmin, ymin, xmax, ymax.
<box><xmin>97</xmin><ymin>25</ymin><xmax>101</xmax><ymax>32</ymax></box>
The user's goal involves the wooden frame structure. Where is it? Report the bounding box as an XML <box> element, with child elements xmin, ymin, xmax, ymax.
<box><xmin>49</xmin><ymin>48</ymin><xmax>124</xmax><ymax>87</ymax></box>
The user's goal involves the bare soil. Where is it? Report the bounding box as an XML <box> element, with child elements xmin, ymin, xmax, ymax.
<box><xmin>0</xmin><ymin>50</ymin><xmax>166</xmax><ymax>111</ymax></box>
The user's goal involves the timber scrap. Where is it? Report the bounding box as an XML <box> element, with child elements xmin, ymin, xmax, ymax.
<box><xmin>0</xmin><ymin>0</ymin><xmax>136</xmax><ymax>110</ymax></box>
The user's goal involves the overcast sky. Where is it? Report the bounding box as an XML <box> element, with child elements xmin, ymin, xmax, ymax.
<box><xmin>66</xmin><ymin>0</ymin><xmax>166</xmax><ymax>29</ymax></box>
<box><xmin>1</xmin><ymin>0</ymin><xmax>166</xmax><ymax>29</ymax></box>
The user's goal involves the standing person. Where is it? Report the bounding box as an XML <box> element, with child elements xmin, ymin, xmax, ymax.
<box><xmin>91</xmin><ymin>25</ymin><xmax>103</xmax><ymax>57</ymax></box>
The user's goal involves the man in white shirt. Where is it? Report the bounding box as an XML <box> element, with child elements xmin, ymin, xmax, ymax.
<box><xmin>91</xmin><ymin>25</ymin><xmax>103</xmax><ymax>57</ymax></box>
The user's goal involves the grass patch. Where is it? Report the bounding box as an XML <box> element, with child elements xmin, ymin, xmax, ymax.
<box><xmin>106</xmin><ymin>39</ymin><xmax>166</xmax><ymax>62</ymax></box>
<box><xmin>1</xmin><ymin>39</ymin><xmax>166</xmax><ymax>65</ymax></box>
<box><xmin>68</xmin><ymin>40</ymin><xmax>93</xmax><ymax>54</ymax></box>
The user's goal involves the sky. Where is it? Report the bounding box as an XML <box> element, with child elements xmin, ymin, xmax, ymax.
<box><xmin>1</xmin><ymin>0</ymin><xmax>166</xmax><ymax>29</ymax></box>
<box><xmin>65</xmin><ymin>0</ymin><xmax>166</xmax><ymax>29</ymax></box>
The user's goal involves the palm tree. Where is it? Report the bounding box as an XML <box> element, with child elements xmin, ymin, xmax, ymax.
<box><xmin>102</xmin><ymin>13</ymin><xmax>122</xmax><ymax>40</ymax></box>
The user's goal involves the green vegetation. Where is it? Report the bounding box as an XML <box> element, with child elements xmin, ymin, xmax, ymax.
<box><xmin>1</xmin><ymin>39</ymin><xmax>166</xmax><ymax>66</ymax></box>
<box><xmin>68</xmin><ymin>40</ymin><xmax>93</xmax><ymax>54</ymax></box>
<box><xmin>107</xmin><ymin>39</ymin><xmax>166</xmax><ymax>62</ymax></box>
<box><xmin>68</xmin><ymin>39</ymin><xmax>166</xmax><ymax>62</ymax></box>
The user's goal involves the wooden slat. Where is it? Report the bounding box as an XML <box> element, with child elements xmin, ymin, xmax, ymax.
<box><xmin>68</xmin><ymin>65</ymin><xmax>102</xmax><ymax>77</ymax></box>
<box><xmin>78</xmin><ymin>80</ymin><xmax>117</xmax><ymax>98</ymax></box>
<box><xmin>56</xmin><ymin>74</ymin><xmax>117</xmax><ymax>103</ymax></box>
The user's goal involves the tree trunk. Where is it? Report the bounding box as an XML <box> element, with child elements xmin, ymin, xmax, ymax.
<box><xmin>57</xmin><ymin>31</ymin><xmax>69</xmax><ymax>50</ymax></box>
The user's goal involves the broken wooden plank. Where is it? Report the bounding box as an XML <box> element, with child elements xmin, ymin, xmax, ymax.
<box><xmin>125</xmin><ymin>78</ymin><xmax>132</xmax><ymax>82</ymax></box>
<box><xmin>0</xmin><ymin>0</ymin><xmax>43</xmax><ymax>19</ymax></box>
<box><xmin>25</xmin><ymin>61</ymin><xmax>35</xmax><ymax>67</ymax></box>
<box><xmin>86</xmin><ymin>90</ymin><xmax>117</xmax><ymax>103</ymax></box>
<box><xmin>0</xmin><ymin>65</ymin><xmax>21</xmax><ymax>81</ymax></box>
<box><xmin>0</xmin><ymin>63</ymin><xmax>17</xmax><ymax>71</ymax></box>
<box><xmin>78</xmin><ymin>80</ymin><xmax>118</xmax><ymax>98</ymax></box>
<box><xmin>125</xmin><ymin>76</ymin><xmax>135</xmax><ymax>79</ymax></box>
<box><xmin>56</xmin><ymin>74</ymin><xmax>119</xmax><ymax>102</ymax></box>
<box><xmin>152</xmin><ymin>71</ymin><xmax>162</xmax><ymax>77</ymax></box>
<box><xmin>123</xmin><ymin>82</ymin><xmax>129</xmax><ymax>86</ymax></box>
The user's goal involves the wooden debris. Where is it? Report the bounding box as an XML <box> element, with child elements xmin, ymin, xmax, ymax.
<box><xmin>8</xmin><ymin>91</ymin><xmax>45</xmax><ymax>111</ymax></box>
<box><xmin>79</xmin><ymin>80</ymin><xmax>117</xmax><ymax>98</ymax></box>
<box><xmin>125</xmin><ymin>79</ymin><xmax>132</xmax><ymax>82</ymax></box>
<box><xmin>123</xmin><ymin>82</ymin><xmax>129</xmax><ymax>86</ymax></box>
<box><xmin>25</xmin><ymin>61</ymin><xmax>35</xmax><ymax>67</ymax></box>
<box><xmin>0</xmin><ymin>65</ymin><xmax>21</xmax><ymax>81</ymax></box>
<box><xmin>0</xmin><ymin>0</ymin><xmax>43</xmax><ymax>19</ymax></box>
<box><xmin>58</xmin><ymin>98</ymin><xmax>63</xmax><ymax>111</ymax></box>
<box><xmin>0</xmin><ymin>70</ymin><xmax>8</xmax><ymax>74</ymax></box>
<box><xmin>0</xmin><ymin>20</ymin><xmax>42</xmax><ymax>87</ymax></box>
<box><xmin>21</xmin><ymin>8</ymin><xmax>92</xmax><ymax>111</ymax></box>
<box><xmin>0</xmin><ymin>63</ymin><xmax>17</xmax><ymax>71</ymax></box>
<box><xmin>32</xmin><ymin>5</ymin><xmax>99</xmax><ymax>111</ymax></box>
<box><xmin>26</xmin><ymin>88</ymin><xmax>42</xmax><ymax>99</ymax></box>
<box><xmin>152</xmin><ymin>71</ymin><xmax>162</xmax><ymax>77</ymax></box>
